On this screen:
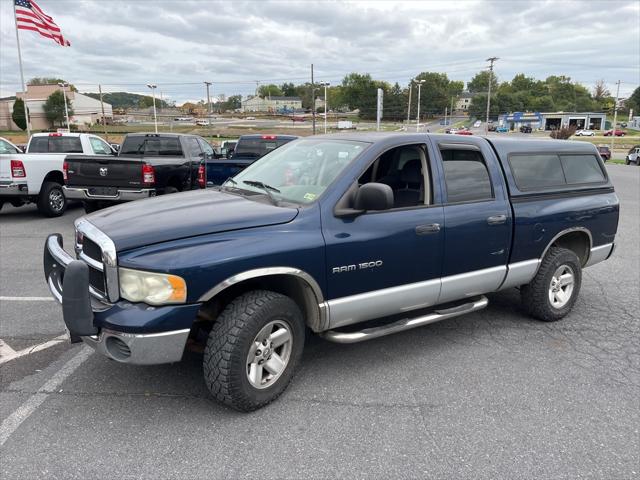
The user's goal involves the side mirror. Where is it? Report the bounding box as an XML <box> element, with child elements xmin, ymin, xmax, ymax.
<box><xmin>354</xmin><ymin>182</ymin><xmax>394</xmax><ymax>211</ymax></box>
<box><xmin>335</xmin><ymin>182</ymin><xmax>394</xmax><ymax>217</ymax></box>
<box><xmin>220</xmin><ymin>147</ymin><xmax>228</xmax><ymax>157</ymax></box>
<box><xmin>110</xmin><ymin>143</ymin><xmax>120</xmax><ymax>153</ymax></box>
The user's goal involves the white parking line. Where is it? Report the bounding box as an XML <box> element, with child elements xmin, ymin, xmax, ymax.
<box><xmin>0</xmin><ymin>335</ymin><xmax>68</xmax><ymax>366</ymax></box>
<box><xmin>0</xmin><ymin>296</ymin><xmax>54</xmax><ymax>301</ymax></box>
<box><xmin>0</xmin><ymin>346</ymin><xmax>93</xmax><ymax>447</ymax></box>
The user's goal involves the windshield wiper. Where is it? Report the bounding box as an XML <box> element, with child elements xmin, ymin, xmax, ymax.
<box><xmin>242</xmin><ymin>180</ymin><xmax>280</xmax><ymax>205</ymax></box>
<box><xmin>222</xmin><ymin>177</ymin><xmax>239</xmax><ymax>189</ymax></box>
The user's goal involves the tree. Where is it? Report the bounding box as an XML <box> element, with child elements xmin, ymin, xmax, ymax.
<box><xmin>280</xmin><ymin>82</ymin><xmax>296</xmax><ymax>97</ymax></box>
<box><xmin>43</xmin><ymin>91</ymin><xmax>73</xmax><ymax>127</ymax></box>
<box><xmin>340</xmin><ymin>73</ymin><xmax>380</xmax><ymax>119</ymax></box>
<box><xmin>593</xmin><ymin>79</ymin><xmax>610</xmax><ymax>101</ymax></box>
<box><xmin>412</xmin><ymin>72</ymin><xmax>453</xmax><ymax>118</ymax></box>
<box><xmin>467</xmin><ymin>71</ymin><xmax>498</xmax><ymax>94</ymax></box>
<box><xmin>28</xmin><ymin>77</ymin><xmax>77</xmax><ymax>92</ymax></box>
<box><xmin>12</xmin><ymin>98</ymin><xmax>27</xmax><ymax>131</ymax></box>
<box><xmin>384</xmin><ymin>82</ymin><xmax>405</xmax><ymax>121</ymax></box>
<box><xmin>258</xmin><ymin>84</ymin><xmax>283</xmax><ymax>98</ymax></box>
<box><xmin>626</xmin><ymin>86</ymin><xmax>640</xmax><ymax>114</ymax></box>
<box><xmin>220</xmin><ymin>95</ymin><xmax>242</xmax><ymax>112</ymax></box>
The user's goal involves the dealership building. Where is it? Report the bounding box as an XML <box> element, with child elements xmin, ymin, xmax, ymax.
<box><xmin>497</xmin><ymin>111</ymin><xmax>607</xmax><ymax>131</ymax></box>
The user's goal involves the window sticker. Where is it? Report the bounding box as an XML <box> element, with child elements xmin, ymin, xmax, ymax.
<box><xmin>303</xmin><ymin>193</ymin><xmax>317</xmax><ymax>201</ymax></box>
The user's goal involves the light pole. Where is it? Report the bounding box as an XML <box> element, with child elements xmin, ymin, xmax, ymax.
<box><xmin>414</xmin><ymin>79</ymin><xmax>425</xmax><ymax>132</ymax></box>
<box><xmin>406</xmin><ymin>82</ymin><xmax>412</xmax><ymax>130</ymax></box>
<box><xmin>204</xmin><ymin>81</ymin><xmax>212</xmax><ymax>115</ymax></box>
<box><xmin>57</xmin><ymin>82</ymin><xmax>70</xmax><ymax>131</ymax></box>
<box><xmin>147</xmin><ymin>83</ymin><xmax>158</xmax><ymax>133</ymax></box>
<box><xmin>320</xmin><ymin>82</ymin><xmax>330</xmax><ymax>133</ymax></box>
<box><xmin>610</xmin><ymin>80</ymin><xmax>621</xmax><ymax>154</ymax></box>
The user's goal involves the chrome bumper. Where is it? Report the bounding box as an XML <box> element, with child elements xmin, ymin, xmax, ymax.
<box><xmin>63</xmin><ymin>186</ymin><xmax>155</xmax><ymax>201</ymax></box>
<box><xmin>44</xmin><ymin>234</ymin><xmax>189</xmax><ymax>365</ymax></box>
<box><xmin>0</xmin><ymin>181</ymin><xmax>28</xmax><ymax>196</ymax></box>
<box><xmin>82</xmin><ymin>328</ymin><xmax>190</xmax><ymax>365</ymax></box>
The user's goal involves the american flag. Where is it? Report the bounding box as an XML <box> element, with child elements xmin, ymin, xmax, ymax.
<box><xmin>14</xmin><ymin>0</ymin><xmax>70</xmax><ymax>47</ymax></box>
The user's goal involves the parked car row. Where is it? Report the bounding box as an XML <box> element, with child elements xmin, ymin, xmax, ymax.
<box><xmin>1</xmin><ymin>132</ymin><xmax>298</xmax><ymax>216</ymax></box>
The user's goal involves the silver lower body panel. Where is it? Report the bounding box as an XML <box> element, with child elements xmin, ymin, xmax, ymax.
<box><xmin>585</xmin><ymin>243</ymin><xmax>614</xmax><ymax>268</ymax></box>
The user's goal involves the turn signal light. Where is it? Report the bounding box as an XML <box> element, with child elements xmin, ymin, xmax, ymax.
<box><xmin>197</xmin><ymin>164</ymin><xmax>206</xmax><ymax>188</ymax></box>
<box><xmin>63</xmin><ymin>161</ymin><xmax>69</xmax><ymax>181</ymax></box>
<box><xmin>142</xmin><ymin>164</ymin><xmax>155</xmax><ymax>185</ymax></box>
<box><xmin>11</xmin><ymin>160</ymin><xmax>26</xmax><ymax>178</ymax></box>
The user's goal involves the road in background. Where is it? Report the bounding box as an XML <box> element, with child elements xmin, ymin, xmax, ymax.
<box><xmin>0</xmin><ymin>165</ymin><xmax>638</xmax><ymax>479</ymax></box>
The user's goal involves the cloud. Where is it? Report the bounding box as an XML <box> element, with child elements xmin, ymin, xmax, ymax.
<box><xmin>0</xmin><ymin>0</ymin><xmax>637</xmax><ymax>103</ymax></box>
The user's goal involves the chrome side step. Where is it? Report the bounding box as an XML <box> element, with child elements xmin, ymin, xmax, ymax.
<box><xmin>320</xmin><ymin>296</ymin><xmax>489</xmax><ymax>344</ymax></box>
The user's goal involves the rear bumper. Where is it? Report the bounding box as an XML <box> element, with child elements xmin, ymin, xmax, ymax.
<box><xmin>44</xmin><ymin>233</ymin><xmax>199</xmax><ymax>364</ymax></box>
<box><xmin>63</xmin><ymin>186</ymin><xmax>155</xmax><ymax>202</ymax></box>
<box><xmin>0</xmin><ymin>181</ymin><xmax>28</xmax><ymax>197</ymax></box>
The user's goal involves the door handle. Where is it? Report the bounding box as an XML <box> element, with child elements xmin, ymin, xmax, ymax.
<box><xmin>487</xmin><ymin>214</ymin><xmax>507</xmax><ymax>225</ymax></box>
<box><xmin>415</xmin><ymin>223</ymin><xmax>440</xmax><ymax>235</ymax></box>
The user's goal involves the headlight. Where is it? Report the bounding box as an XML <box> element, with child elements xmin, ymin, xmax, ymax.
<box><xmin>119</xmin><ymin>268</ymin><xmax>187</xmax><ymax>305</ymax></box>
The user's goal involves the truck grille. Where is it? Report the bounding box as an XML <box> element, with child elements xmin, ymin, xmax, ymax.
<box><xmin>75</xmin><ymin>219</ymin><xmax>118</xmax><ymax>303</ymax></box>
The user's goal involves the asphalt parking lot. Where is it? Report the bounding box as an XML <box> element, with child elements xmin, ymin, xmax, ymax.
<box><xmin>0</xmin><ymin>165</ymin><xmax>638</xmax><ymax>479</ymax></box>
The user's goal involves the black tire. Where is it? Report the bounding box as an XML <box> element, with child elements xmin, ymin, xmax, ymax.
<box><xmin>37</xmin><ymin>181</ymin><xmax>66</xmax><ymax>217</ymax></box>
<box><xmin>10</xmin><ymin>199</ymin><xmax>25</xmax><ymax>207</ymax></box>
<box><xmin>626</xmin><ymin>159</ymin><xmax>631</xmax><ymax>165</ymax></box>
<box><xmin>82</xmin><ymin>201</ymin><xmax>101</xmax><ymax>214</ymax></box>
<box><xmin>521</xmin><ymin>247</ymin><xmax>582</xmax><ymax>322</ymax></box>
<box><xmin>164</xmin><ymin>186</ymin><xmax>179</xmax><ymax>194</ymax></box>
<box><xmin>203</xmin><ymin>290</ymin><xmax>305</xmax><ymax>412</ymax></box>
<box><xmin>0</xmin><ymin>201</ymin><xmax>4</xmax><ymax>211</ymax></box>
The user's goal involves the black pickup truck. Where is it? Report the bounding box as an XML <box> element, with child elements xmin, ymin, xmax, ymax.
<box><xmin>64</xmin><ymin>133</ymin><xmax>211</xmax><ymax>212</ymax></box>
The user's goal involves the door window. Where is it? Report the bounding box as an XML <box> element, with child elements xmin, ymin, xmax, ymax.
<box><xmin>185</xmin><ymin>137</ymin><xmax>203</xmax><ymax>158</ymax></box>
<box><xmin>198</xmin><ymin>138</ymin><xmax>214</xmax><ymax>156</ymax></box>
<box><xmin>440</xmin><ymin>148</ymin><xmax>493</xmax><ymax>203</ymax></box>
<box><xmin>0</xmin><ymin>139</ymin><xmax>18</xmax><ymax>154</ymax></box>
<box><xmin>89</xmin><ymin>137</ymin><xmax>112</xmax><ymax>155</ymax></box>
<box><xmin>358</xmin><ymin>144</ymin><xmax>431</xmax><ymax>209</ymax></box>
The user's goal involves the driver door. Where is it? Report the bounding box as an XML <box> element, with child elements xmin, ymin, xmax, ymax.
<box><xmin>322</xmin><ymin>143</ymin><xmax>444</xmax><ymax>329</ymax></box>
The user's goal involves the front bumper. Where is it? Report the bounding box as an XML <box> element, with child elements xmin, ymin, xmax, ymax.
<box><xmin>44</xmin><ymin>233</ymin><xmax>199</xmax><ymax>364</ymax></box>
<box><xmin>63</xmin><ymin>186</ymin><xmax>155</xmax><ymax>202</ymax></box>
<box><xmin>0</xmin><ymin>181</ymin><xmax>28</xmax><ymax>197</ymax></box>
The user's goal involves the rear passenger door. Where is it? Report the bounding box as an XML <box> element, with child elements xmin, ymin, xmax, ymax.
<box><xmin>435</xmin><ymin>142</ymin><xmax>512</xmax><ymax>303</ymax></box>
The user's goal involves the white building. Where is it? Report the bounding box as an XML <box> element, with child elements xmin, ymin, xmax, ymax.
<box><xmin>242</xmin><ymin>96</ymin><xmax>302</xmax><ymax>113</ymax></box>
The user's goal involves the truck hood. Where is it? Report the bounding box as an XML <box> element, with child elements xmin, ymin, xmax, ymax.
<box><xmin>86</xmin><ymin>189</ymin><xmax>299</xmax><ymax>251</ymax></box>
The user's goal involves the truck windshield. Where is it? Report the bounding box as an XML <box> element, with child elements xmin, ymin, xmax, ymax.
<box><xmin>120</xmin><ymin>136</ymin><xmax>183</xmax><ymax>156</ymax></box>
<box><xmin>231</xmin><ymin>138</ymin><xmax>367</xmax><ymax>205</ymax></box>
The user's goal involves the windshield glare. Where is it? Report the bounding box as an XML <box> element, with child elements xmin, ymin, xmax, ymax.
<box><xmin>231</xmin><ymin>138</ymin><xmax>367</xmax><ymax>204</ymax></box>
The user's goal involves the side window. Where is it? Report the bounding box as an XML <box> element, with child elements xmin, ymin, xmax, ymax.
<box><xmin>185</xmin><ymin>137</ymin><xmax>202</xmax><ymax>157</ymax></box>
<box><xmin>509</xmin><ymin>154</ymin><xmax>565</xmax><ymax>189</ymax></box>
<box><xmin>28</xmin><ymin>137</ymin><xmax>49</xmax><ymax>153</ymax></box>
<box><xmin>198</xmin><ymin>138</ymin><xmax>214</xmax><ymax>156</ymax></box>
<box><xmin>89</xmin><ymin>137</ymin><xmax>112</xmax><ymax>155</ymax></box>
<box><xmin>560</xmin><ymin>154</ymin><xmax>606</xmax><ymax>184</ymax></box>
<box><xmin>0</xmin><ymin>139</ymin><xmax>18</xmax><ymax>154</ymax></box>
<box><xmin>358</xmin><ymin>144</ymin><xmax>430</xmax><ymax>209</ymax></box>
<box><xmin>441</xmin><ymin>148</ymin><xmax>493</xmax><ymax>203</ymax></box>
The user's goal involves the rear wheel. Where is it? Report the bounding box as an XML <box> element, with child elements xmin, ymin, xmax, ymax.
<box><xmin>164</xmin><ymin>186</ymin><xmax>179</xmax><ymax>194</ymax></box>
<box><xmin>37</xmin><ymin>181</ymin><xmax>66</xmax><ymax>217</ymax></box>
<box><xmin>521</xmin><ymin>247</ymin><xmax>582</xmax><ymax>322</ymax></box>
<box><xmin>203</xmin><ymin>290</ymin><xmax>305</xmax><ymax>411</ymax></box>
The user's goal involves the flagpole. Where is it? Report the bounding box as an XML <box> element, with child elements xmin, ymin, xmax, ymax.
<box><xmin>14</xmin><ymin>1</ymin><xmax>31</xmax><ymax>138</ymax></box>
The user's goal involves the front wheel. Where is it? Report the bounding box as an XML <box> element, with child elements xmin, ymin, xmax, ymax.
<box><xmin>37</xmin><ymin>181</ymin><xmax>66</xmax><ymax>217</ymax></box>
<box><xmin>521</xmin><ymin>247</ymin><xmax>582</xmax><ymax>322</ymax></box>
<box><xmin>203</xmin><ymin>290</ymin><xmax>305</xmax><ymax>411</ymax></box>
<box><xmin>82</xmin><ymin>201</ymin><xmax>101</xmax><ymax>214</ymax></box>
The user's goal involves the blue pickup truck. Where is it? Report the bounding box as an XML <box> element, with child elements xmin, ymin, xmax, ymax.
<box><xmin>44</xmin><ymin>133</ymin><xmax>618</xmax><ymax>411</ymax></box>
<box><xmin>205</xmin><ymin>134</ymin><xmax>297</xmax><ymax>186</ymax></box>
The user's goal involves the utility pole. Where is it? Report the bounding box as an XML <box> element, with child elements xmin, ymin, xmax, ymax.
<box><xmin>204</xmin><ymin>81</ymin><xmax>212</xmax><ymax>115</ymax></box>
<box><xmin>98</xmin><ymin>84</ymin><xmax>108</xmax><ymax>141</ymax></box>
<box><xmin>311</xmin><ymin>64</ymin><xmax>316</xmax><ymax>135</ymax></box>
<box><xmin>415</xmin><ymin>79</ymin><xmax>425</xmax><ymax>132</ymax></box>
<box><xmin>320</xmin><ymin>82</ymin><xmax>330</xmax><ymax>133</ymax></box>
<box><xmin>485</xmin><ymin>57</ymin><xmax>498</xmax><ymax>134</ymax></box>
<box><xmin>610</xmin><ymin>80</ymin><xmax>621</xmax><ymax>155</ymax></box>
<box><xmin>406</xmin><ymin>82</ymin><xmax>412</xmax><ymax>129</ymax></box>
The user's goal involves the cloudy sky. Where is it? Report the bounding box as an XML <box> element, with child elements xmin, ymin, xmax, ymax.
<box><xmin>1</xmin><ymin>0</ymin><xmax>638</xmax><ymax>103</ymax></box>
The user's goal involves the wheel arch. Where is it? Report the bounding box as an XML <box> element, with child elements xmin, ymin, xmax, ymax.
<box><xmin>540</xmin><ymin>227</ymin><xmax>592</xmax><ymax>268</ymax></box>
<box><xmin>42</xmin><ymin>170</ymin><xmax>64</xmax><ymax>186</ymax></box>
<box><xmin>198</xmin><ymin>267</ymin><xmax>327</xmax><ymax>332</ymax></box>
